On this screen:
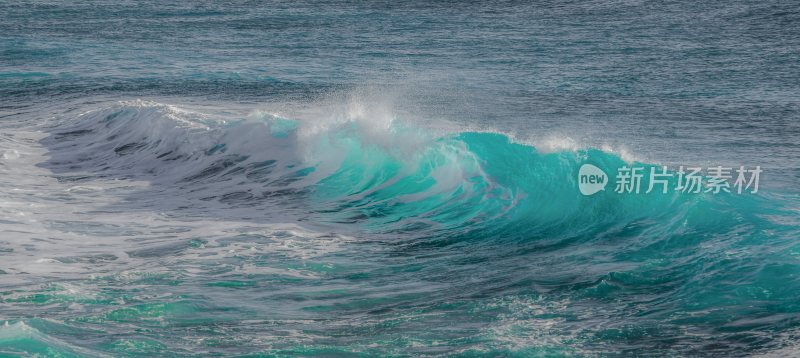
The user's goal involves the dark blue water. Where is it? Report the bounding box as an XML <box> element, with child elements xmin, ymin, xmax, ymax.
<box><xmin>1</xmin><ymin>1</ymin><xmax>799</xmax><ymax>356</ymax></box>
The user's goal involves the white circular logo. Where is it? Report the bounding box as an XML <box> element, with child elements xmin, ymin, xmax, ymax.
<box><xmin>578</xmin><ymin>164</ymin><xmax>608</xmax><ymax>196</ymax></box>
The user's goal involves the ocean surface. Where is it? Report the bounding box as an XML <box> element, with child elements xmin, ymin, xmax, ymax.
<box><xmin>1</xmin><ymin>1</ymin><xmax>799</xmax><ymax>356</ymax></box>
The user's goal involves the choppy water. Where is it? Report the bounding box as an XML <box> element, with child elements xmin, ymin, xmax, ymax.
<box><xmin>1</xmin><ymin>1</ymin><xmax>799</xmax><ymax>356</ymax></box>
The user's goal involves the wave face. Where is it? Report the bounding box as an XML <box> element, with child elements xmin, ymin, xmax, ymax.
<box><xmin>42</xmin><ymin>102</ymin><xmax>785</xmax><ymax>230</ymax></box>
<box><xmin>2</xmin><ymin>100</ymin><xmax>792</xmax><ymax>355</ymax></box>
<box><xmin>41</xmin><ymin>101</ymin><xmax>696</xmax><ymax>235</ymax></box>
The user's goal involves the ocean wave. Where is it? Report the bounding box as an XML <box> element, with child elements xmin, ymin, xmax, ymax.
<box><xmin>0</xmin><ymin>320</ymin><xmax>104</xmax><ymax>357</ymax></box>
<box><xmin>13</xmin><ymin>99</ymin><xmax>799</xmax><ymax>355</ymax></box>
<box><xmin>38</xmin><ymin>100</ymin><xmax>781</xmax><ymax>241</ymax></box>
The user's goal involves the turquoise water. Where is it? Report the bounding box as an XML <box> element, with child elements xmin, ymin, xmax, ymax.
<box><xmin>1</xmin><ymin>1</ymin><xmax>799</xmax><ymax>356</ymax></box>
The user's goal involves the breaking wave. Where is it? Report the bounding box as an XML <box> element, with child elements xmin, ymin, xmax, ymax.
<box><xmin>20</xmin><ymin>100</ymin><xmax>800</xmax><ymax>355</ymax></box>
<box><xmin>39</xmin><ymin>101</ymin><xmax>790</xmax><ymax>241</ymax></box>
